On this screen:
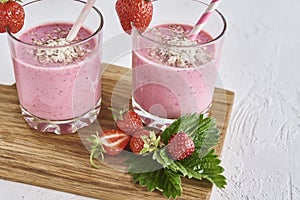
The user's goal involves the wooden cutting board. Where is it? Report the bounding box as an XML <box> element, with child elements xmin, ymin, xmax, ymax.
<box><xmin>0</xmin><ymin>64</ymin><xmax>234</xmax><ymax>200</ymax></box>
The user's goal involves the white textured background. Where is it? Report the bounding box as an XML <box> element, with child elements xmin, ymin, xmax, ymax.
<box><xmin>1</xmin><ymin>0</ymin><xmax>300</xmax><ymax>199</ymax></box>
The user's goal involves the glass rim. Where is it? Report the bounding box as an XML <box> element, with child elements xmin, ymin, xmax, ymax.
<box><xmin>6</xmin><ymin>0</ymin><xmax>104</xmax><ymax>48</ymax></box>
<box><xmin>132</xmin><ymin>0</ymin><xmax>227</xmax><ymax>48</ymax></box>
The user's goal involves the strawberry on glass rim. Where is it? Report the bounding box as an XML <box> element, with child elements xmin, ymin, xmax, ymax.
<box><xmin>0</xmin><ymin>0</ymin><xmax>25</xmax><ymax>34</ymax></box>
<box><xmin>115</xmin><ymin>0</ymin><xmax>153</xmax><ymax>34</ymax></box>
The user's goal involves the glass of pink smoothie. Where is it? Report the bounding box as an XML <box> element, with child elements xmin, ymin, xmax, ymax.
<box><xmin>132</xmin><ymin>0</ymin><xmax>226</xmax><ymax>129</ymax></box>
<box><xmin>7</xmin><ymin>0</ymin><xmax>104</xmax><ymax>134</ymax></box>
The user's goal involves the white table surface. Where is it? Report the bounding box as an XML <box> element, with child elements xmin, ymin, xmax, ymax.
<box><xmin>1</xmin><ymin>0</ymin><xmax>300</xmax><ymax>199</ymax></box>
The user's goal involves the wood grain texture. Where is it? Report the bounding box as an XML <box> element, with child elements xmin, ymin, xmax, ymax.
<box><xmin>0</xmin><ymin>64</ymin><xmax>234</xmax><ymax>200</ymax></box>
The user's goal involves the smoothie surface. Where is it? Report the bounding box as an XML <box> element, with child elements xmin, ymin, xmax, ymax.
<box><xmin>137</xmin><ymin>23</ymin><xmax>214</xmax><ymax>68</ymax></box>
<box><xmin>18</xmin><ymin>23</ymin><xmax>95</xmax><ymax>67</ymax></box>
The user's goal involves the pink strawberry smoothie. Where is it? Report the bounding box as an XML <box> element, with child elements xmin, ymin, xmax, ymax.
<box><xmin>12</xmin><ymin>23</ymin><xmax>102</xmax><ymax>120</ymax></box>
<box><xmin>132</xmin><ymin>23</ymin><xmax>220</xmax><ymax>119</ymax></box>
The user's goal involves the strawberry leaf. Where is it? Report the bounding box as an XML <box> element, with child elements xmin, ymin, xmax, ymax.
<box><xmin>194</xmin><ymin>149</ymin><xmax>226</xmax><ymax>188</ymax></box>
<box><xmin>170</xmin><ymin>161</ymin><xmax>204</xmax><ymax>179</ymax></box>
<box><xmin>152</xmin><ymin>148</ymin><xmax>206</xmax><ymax>180</ymax></box>
<box><xmin>178</xmin><ymin>149</ymin><xmax>226</xmax><ymax>188</ymax></box>
<box><xmin>132</xmin><ymin>169</ymin><xmax>182</xmax><ymax>199</ymax></box>
<box><xmin>126</xmin><ymin>153</ymin><xmax>162</xmax><ymax>173</ymax></box>
<box><xmin>194</xmin><ymin>117</ymin><xmax>220</xmax><ymax>157</ymax></box>
<box><xmin>126</xmin><ymin>153</ymin><xmax>182</xmax><ymax>198</ymax></box>
<box><xmin>152</xmin><ymin>148</ymin><xmax>207</xmax><ymax>180</ymax></box>
<box><xmin>152</xmin><ymin>149</ymin><xmax>174</xmax><ymax>168</ymax></box>
<box><xmin>161</xmin><ymin>113</ymin><xmax>200</xmax><ymax>144</ymax></box>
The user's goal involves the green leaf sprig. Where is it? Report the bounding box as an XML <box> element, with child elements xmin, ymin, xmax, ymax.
<box><xmin>126</xmin><ymin>113</ymin><xmax>226</xmax><ymax>199</ymax></box>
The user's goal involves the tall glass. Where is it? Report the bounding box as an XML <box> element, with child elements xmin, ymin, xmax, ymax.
<box><xmin>7</xmin><ymin>0</ymin><xmax>104</xmax><ymax>134</ymax></box>
<box><xmin>132</xmin><ymin>0</ymin><xmax>226</xmax><ymax>129</ymax></box>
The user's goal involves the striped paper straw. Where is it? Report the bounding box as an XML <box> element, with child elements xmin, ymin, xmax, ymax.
<box><xmin>188</xmin><ymin>0</ymin><xmax>221</xmax><ymax>40</ymax></box>
<box><xmin>66</xmin><ymin>0</ymin><xmax>97</xmax><ymax>42</ymax></box>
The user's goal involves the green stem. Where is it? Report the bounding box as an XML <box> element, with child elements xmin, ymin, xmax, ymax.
<box><xmin>0</xmin><ymin>0</ymin><xmax>9</xmax><ymax>3</ymax></box>
<box><xmin>89</xmin><ymin>150</ymin><xmax>101</xmax><ymax>169</ymax></box>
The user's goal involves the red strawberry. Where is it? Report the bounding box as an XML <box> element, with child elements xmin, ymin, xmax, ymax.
<box><xmin>167</xmin><ymin>132</ymin><xmax>195</xmax><ymax>161</ymax></box>
<box><xmin>115</xmin><ymin>0</ymin><xmax>153</xmax><ymax>34</ymax></box>
<box><xmin>0</xmin><ymin>0</ymin><xmax>25</xmax><ymax>34</ymax></box>
<box><xmin>100</xmin><ymin>129</ymin><xmax>131</xmax><ymax>156</ymax></box>
<box><xmin>130</xmin><ymin>130</ymin><xmax>150</xmax><ymax>154</ymax></box>
<box><xmin>111</xmin><ymin>108</ymin><xmax>143</xmax><ymax>135</ymax></box>
<box><xmin>130</xmin><ymin>129</ymin><xmax>160</xmax><ymax>154</ymax></box>
<box><xmin>88</xmin><ymin>130</ymin><xmax>130</xmax><ymax>168</ymax></box>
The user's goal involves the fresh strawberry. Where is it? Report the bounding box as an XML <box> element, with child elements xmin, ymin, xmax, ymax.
<box><xmin>111</xmin><ymin>108</ymin><xmax>143</xmax><ymax>135</ymax></box>
<box><xmin>115</xmin><ymin>0</ymin><xmax>153</xmax><ymax>34</ymax></box>
<box><xmin>130</xmin><ymin>130</ymin><xmax>150</xmax><ymax>154</ymax></box>
<box><xmin>130</xmin><ymin>129</ymin><xmax>160</xmax><ymax>154</ymax></box>
<box><xmin>0</xmin><ymin>0</ymin><xmax>25</xmax><ymax>34</ymax></box>
<box><xmin>167</xmin><ymin>132</ymin><xmax>195</xmax><ymax>161</ymax></box>
<box><xmin>100</xmin><ymin>129</ymin><xmax>131</xmax><ymax>156</ymax></box>
<box><xmin>87</xmin><ymin>130</ymin><xmax>130</xmax><ymax>168</ymax></box>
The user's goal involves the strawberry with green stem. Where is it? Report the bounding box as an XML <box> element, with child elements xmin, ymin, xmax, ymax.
<box><xmin>0</xmin><ymin>0</ymin><xmax>25</xmax><ymax>33</ymax></box>
<box><xmin>87</xmin><ymin>130</ymin><xmax>130</xmax><ymax>168</ymax></box>
<box><xmin>115</xmin><ymin>0</ymin><xmax>153</xmax><ymax>34</ymax></box>
<box><xmin>130</xmin><ymin>129</ymin><xmax>161</xmax><ymax>154</ymax></box>
<box><xmin>110</xmin><ymin>108</ymin><xmax>143</xmax><ymax>135</ymax></box>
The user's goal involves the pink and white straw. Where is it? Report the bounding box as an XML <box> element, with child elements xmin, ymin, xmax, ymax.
<box><xmin>188</xmin><ymin>0</ymin><xmax>221</xmax><ymax>40</ymax></box>
<box><xmin>66</xmin><ymin>0</ymin><xmax>96</xmax><ymax>42</ymax></box>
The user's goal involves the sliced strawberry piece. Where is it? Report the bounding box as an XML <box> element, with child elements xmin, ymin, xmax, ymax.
<box><xmin>100</xmin><ymin>129</ymin><xmax>131</xmax><ymax>156</ymax></box>
<box><xmin>87</xmin><ymin>130</ymin><xmax>130</xmax><ymax>168</ymax></box>
<box><xmin>0</xmin><ymin>0</ymin><xmax>25</xmax><ymax>34</ymax></box>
